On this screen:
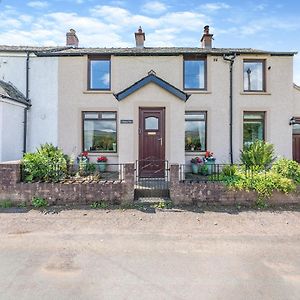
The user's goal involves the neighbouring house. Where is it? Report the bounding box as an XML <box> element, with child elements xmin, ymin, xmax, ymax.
<box><xmin>0</xmin><ymin>26</ymin><xmax>299</xmax><ymax>167</ymax></box>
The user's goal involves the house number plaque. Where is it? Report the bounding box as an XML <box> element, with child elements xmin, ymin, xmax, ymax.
<box><xmin>120</xmin><ymin>119</ymin><xmax>133</xmax><ymax>124</ymax></box>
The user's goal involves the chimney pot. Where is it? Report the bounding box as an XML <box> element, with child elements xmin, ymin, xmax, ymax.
<box><xmin>135</xmin><ymin>26</ymin><xmax>145</xmax><ymax>48</ymax></box>
<box><xmin>201</xmin><ymin>25</ymin><xmax>213</xmax><ymax>49</ymax></box>
<box><xmin>66</xmin><ymin>28</ymin><xmax>79</xmax><ymax>48</ymax></box>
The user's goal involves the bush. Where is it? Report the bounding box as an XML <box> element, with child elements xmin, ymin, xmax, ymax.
<box><xmin>225</xmin><ymin>169</ymin><xmax>296</xmax><ymax>201</ymax></box>
<box><xmin>240</xmin><ymin>140</ymin><xmax>276</xmax><ymax>169</ymax></box>
<box><xmin>23</xmin><ymin>143</ymin><xmax>68</xmax><ymax>182</ymax></box>
<box><xmin>272</xmin><ymin>158</ymin><xmax>300</xmax><ymax>184</ymax></box>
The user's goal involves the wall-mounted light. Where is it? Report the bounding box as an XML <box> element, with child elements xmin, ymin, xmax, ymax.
<box><xmin>289</xmin><ymin>117</ymin><xmax>296</xmax><ymax>125</ymax></box>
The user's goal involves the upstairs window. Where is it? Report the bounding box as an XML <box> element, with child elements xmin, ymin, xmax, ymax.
<box><xmin>88</xmin><ymin>57</ymin><xmax>111</xmax><ymax>90</ymax></box>
<box><xmin>243</xmin><ymin>112</ymin><xmax>265</xmax><ymax>147</ymax></box>
<box><xmin>184</xmin><ymin>58</ymin><xmax>206</xmax><ymax>90</ymax></box>
<box><xmin>243</xmin><ymin>60</ymin><xmax>265</xmax><ymax>92</ymax></box>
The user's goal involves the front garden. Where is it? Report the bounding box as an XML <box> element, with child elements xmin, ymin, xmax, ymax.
<box><xmin>183</xmin><ymin>141</ymin><xmax>300</xmax><ymax>206</ymax></box>
<box><xmin>22</xmin><ymin>144</ymin><xmax>123</xmax><ymax>183</ymax></box>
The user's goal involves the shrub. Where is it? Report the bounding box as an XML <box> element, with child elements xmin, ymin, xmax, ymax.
<box><xmin>240</xmin><ymin>140</ymin><xmax>276</xmax><ymax>169</ymax></box>
<box><xmin>225</xmin><ymin>169</ymin><xmax>296</xmax><ymax>201</ymax></box>
<box><xmin>31</xmin><ymin>197</ymin><xmax>48</xmax><ymax>208</ymax></box>
<box><xmin>221</xmin><ymin>165</ymin><xmax>238</xmax><ymax>177</ymax></box>
<box><xmin>272</xmin><ymin>158</ymin><xmax>300</xmax><ymax>184</ymax></box>
<box><xmin>23</xmin><ymin>143</ymin><xmax>68</xmax><ymax>182</ymax></box>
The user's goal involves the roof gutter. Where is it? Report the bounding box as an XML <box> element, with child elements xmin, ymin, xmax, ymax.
<box><xmin>223</xmin><ymin>53</ymin><xmax>236</xmax><ymax>164</ymax></box>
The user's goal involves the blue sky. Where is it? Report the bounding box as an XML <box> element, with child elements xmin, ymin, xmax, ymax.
<box><xmin>0</xmin><ymin>0</ymin><xmax>299</xmax><ymax>83</ymax></box>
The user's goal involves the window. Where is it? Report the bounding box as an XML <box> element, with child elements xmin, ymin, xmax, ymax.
<box><xmin>184</xmin><ymin>58</ymin><xmax>206</xmax><ymax>90</ymax></box>
<box><xmin>88</xmin><ymin>58</ymin><xmax>110</xmax><ymax>90</ymax></box>
<box><xmin>243</xmin><ymin>112</ymin><xmax>265</xmax><ymax>147</ymax></box>
<box><xmin>243</xmin><ymin>60</ymin><xmax>265</xmax><ymax>92</ymax></box>
<box><xmin>185</xmin><ymin>112</ymin><xmax>207</xmax><ymax>152</ymax></box>
<box><xmin>83</xmin><ymin>112</ymin><xmax>117</xmax><ymax>152</ymax></box>
<box><xmin>145</xmin><ymin>116</ymin><xmax>159</xmax><ymax>130</ymax></box>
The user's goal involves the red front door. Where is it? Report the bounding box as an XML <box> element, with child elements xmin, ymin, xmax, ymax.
<box><xmin>139</xmin><ymin>108</ymin><xmax>165</xmax><ymax>177</ymax></box>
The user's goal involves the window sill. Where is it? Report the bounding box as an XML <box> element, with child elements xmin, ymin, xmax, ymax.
<box><xmin>88</xmin><ymin>152</ymin><xmax>118</xmax><ymax>156</ymax></box>
<box><xmin>83</xmin><ymin>90</ymin><xmax>114</xmax><ymax>94</ymax></box>
<box><xmin>184</xmin><ymin>90</ymin><xmax>211</xmax><ymax>94</ymax></box>
<box><xmin>240</xmin><ymin>92</ymin><xmax>271</xmax><ymax>95</ymax></box>
<box><xmin>185</xmin><ymin>151</ymin><xmax>206</xmax><ymax>155</ymax></box>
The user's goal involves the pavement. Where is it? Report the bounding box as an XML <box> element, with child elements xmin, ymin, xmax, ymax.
<box><xmin>0</xmin><ymin>206</ymin><xmax>300</xmax><ymax>300</ymax></box>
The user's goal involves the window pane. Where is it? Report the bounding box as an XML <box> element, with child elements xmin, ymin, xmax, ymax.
<box><xmin>293</xmin><ymin>124</ymin><xmax>300</xmax><ymax>134</ymax></box>
<box><xmin>90</xmin><ymin>60</ymin><xmax>110</xmax><ymax>89</ymax></box>
<box><xmin>145</xmin><ymin>117</ymin><xmax>159</xmax><ymax>130</ymax></box>
<box><xmin>84</xmin><ymin>112</ymin><xmax>99</xmax><ymax>119</ymax></box>
<box><xmin>101</xmin><ymin>112</ymin><xmax>116</xmax><ymax>119</ymax></box>
<box><xmin>184</xmin><ymin>60</ymin><xmax>205</xmax><ymax>89</ymax></box>
<box><xmin>243</xmin><ymin>112</ymin><xmax>264</xmax><ymax>147</ymax></box>
<box><xmin>185</xmin><ymin>112</ymin><xmax>206</xmax><ymax>151</ymax></box>
<box><xmin>244</xmin><ymin>61</ymin><xmax>264</xmax><ymax>91</ymax></box>
<box><xmin>243</xmin><ymin>112</ymin><xmax>264</xmax><ymax>120</ymax></box>
<box><xmin>84</xmin><ymin>119</ymin><xmax>117</xmax><ymax>152</ymax></box>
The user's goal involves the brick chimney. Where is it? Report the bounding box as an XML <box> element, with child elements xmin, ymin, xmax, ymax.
<box><xmin>66</xmin><ymin>29</ymin><xmax>79</xmax><ymax>48</ymax></box>
<box><xmin>135</xmin><ymin>26</ymin><xmax>145</xmax><ymax>48</ymax></box>
<box><xmin>201</xmin><ymin>25</ymin><xmax>213</xmax><ymax>49</ymax></box>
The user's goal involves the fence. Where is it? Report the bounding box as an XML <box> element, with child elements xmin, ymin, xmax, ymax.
<box><xmin>179</xmin><ymin>163</ymin><xmax>267</xmax><ymax>182</ymax></box>
<box><xmin>21</xmin><ymin>162</ymin><xmax>126</xmax><ymax>183</ymax></box>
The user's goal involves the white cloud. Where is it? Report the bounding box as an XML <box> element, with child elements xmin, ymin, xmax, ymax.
<box><xmin>142</xmin><ymin>1</ymin><xmax>167</xmax><ymax>14</ymax></box>
<box><xmin>27</xmin><ymin>1</ymin><xmax>49</xmax><ymax>9</ymax></box>
<box><xmin>200</xmin><ymin>2</ymin><xmax>230</xmax><ymax>12</ymax></box>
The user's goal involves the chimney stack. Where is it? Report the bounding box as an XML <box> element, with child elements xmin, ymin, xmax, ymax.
<box><xmin>135</xmin><ymin>26</ymin><xmax>145</xmax><ymax>48</ymax></box>
<box><xmin>66</xmin><ymin>29</ymin><xmax>79</xmax><ymax>48</ymax></box>
<box><xmin>201</xmin><ymin>25</ymin><xmax>213</xmax><ymax>49</ymax></box>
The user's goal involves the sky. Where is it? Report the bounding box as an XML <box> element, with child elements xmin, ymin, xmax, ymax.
<box><xmin>0</xmin><ymin>0</ymin><xmax>299</xmax><ymax>84</ymax></box>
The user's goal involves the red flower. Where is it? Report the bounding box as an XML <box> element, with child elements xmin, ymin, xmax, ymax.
<box><xmin>97</xmin><ymin>156</ymin><xmax>108</xmax><ymax>162</ymax></box>
<box><xmin>82</xmin><ymin>151</ymin><xmax>89</xmax><ymax>157</ymax></box>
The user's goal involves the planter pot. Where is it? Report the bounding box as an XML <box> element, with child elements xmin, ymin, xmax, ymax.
<box><xmin>97</xmin><ymin>162</ymin><xmax>107</xmax><ymax>172</ymax></box>
<box><xmin>191</xmin><ymin>163</ymin><xmax>199</xmax><ymax>174</ymax></box>
<box><xmin>205</xmin><ymin>160</ymin><xmax>215</xmax><ymax>175</ymax></box>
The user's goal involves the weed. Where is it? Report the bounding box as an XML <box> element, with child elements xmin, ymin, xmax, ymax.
<box><xmin>18</xmin><ymin>202</ymin><xmax>27</xmax><ymax>208</ymax></box>
<box><xmin>255</xmin><ymin>198</ymin><xmax>268</xmax><ymax>209</ymax></box>
<box><xmin>153</xmin><ymin>201</ymin><xmax>173</xmax><ymax>209</ymax></box>
<box><xmin>90</xmin><ymin>201</ymin><xmax>109</xmax><ymax>209</ymax></box>
<box><xmin>32</xmin><ymin>197</ymin><xmax>48</xmax><ymax>208</ymax></box>
<box><xmin>0</xmin><ymin>200</ymin><xmax>12</xmax><ymax>208</ymax></box>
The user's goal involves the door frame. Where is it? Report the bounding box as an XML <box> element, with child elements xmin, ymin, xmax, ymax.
<box><xmin>138</xmin><ymin>107</ymin><xmax>166</xmax><ymax>162</ymax></box>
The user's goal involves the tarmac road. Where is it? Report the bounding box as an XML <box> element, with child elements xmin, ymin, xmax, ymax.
<box><xmin>0</xmin><ymin>207</ymin><xmax>299</xmax><ymax>299</ymax></box>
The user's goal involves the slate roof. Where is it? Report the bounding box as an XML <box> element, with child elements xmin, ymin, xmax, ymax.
<box><xmin>0</xmin><ymin>45</ymin><xmax>296</xmax><ymax>56</ymax></box>
<box><xmin>114</xmin><ymin>71</ymin><xmax>190</xmax><ymax>101</ymax></box>
<box><xmin>0</xmin><ymin>80</ymin><xmax>30</xmax><ymax>106</ymax></box>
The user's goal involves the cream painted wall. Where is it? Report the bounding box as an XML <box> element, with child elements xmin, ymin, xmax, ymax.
<box><xmin>118</xmin><ymin>82</ymin><xmax>185</xmax><ymax>164</ymax></box>
<box><xmin>57</xmin><ymin>53</ymin><xmax>296</xmax><ymax>164</ymax></box>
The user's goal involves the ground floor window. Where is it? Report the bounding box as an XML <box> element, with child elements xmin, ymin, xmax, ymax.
<box><xmin>243</xmin><ymin>112</ymin><xmax>265</xmax><ymax>147</ymax></box>
<box><xmin>185</xmin><ymin>111</ymin><xmax>207</xmax><ymax>152</ymax></box>
<box><xmin>83</xmin><ymin>111</ymin><xmax>117</xmax><ymax>152</ymax></box>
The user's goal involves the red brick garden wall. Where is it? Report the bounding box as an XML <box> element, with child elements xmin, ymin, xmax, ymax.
<box><xmin>0</xmin><ymin>161</ymin><xmax>135</xmax><ymax>205</ymax></box>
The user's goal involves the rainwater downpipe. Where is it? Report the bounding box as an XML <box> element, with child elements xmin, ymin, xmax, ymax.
<box><xmin>223</xmin><ymin>53</ymin><xmax>236</xmax><ymax>164</ymax></box>
<box><xmin>23</xmin><ymin>51</ymin><xmax>30</xmax><ymax>155</ymax></box>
